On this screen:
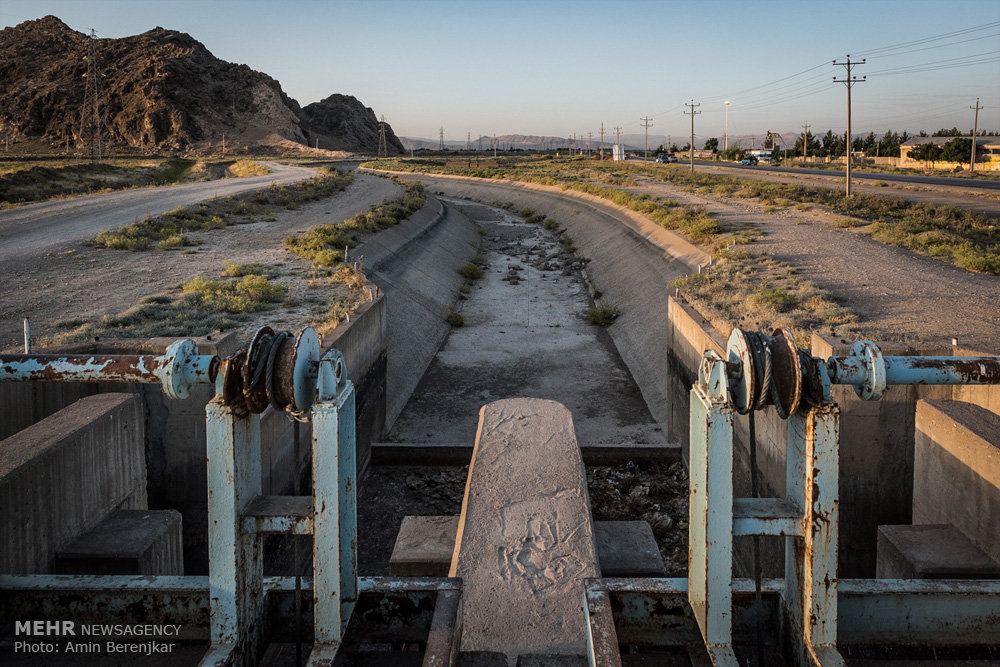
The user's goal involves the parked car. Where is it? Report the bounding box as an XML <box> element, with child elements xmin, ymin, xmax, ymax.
<box><xmin>740</xmin><ymin>155</ymin><xmax>759</xmax><ymax>166</ymax></box>
<box><xmin>655</xmin><ymin>155</ymin><xmax>667</xmax><ymax>163</ymax></box>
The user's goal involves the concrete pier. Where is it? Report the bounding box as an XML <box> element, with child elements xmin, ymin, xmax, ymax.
<box><xmin>450</xmin><ymin>398</ymin><xmax>599</xmax><ymax>662</ymax></box>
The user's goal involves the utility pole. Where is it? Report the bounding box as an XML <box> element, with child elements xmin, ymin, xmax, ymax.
<box><xmin>478</xmin><ymin>136</ymin><xmax>483</xmax><ymax>152</ymax></box>
<box><xmin>614</xmin><ymin>126</ymin><xmax>622</xmax><ymax>160</ymax></box>
<box><xmin>599</xmin><ymin>122</ymin><xmax>605</xmax><ymax>158</ymax></box>
<box><xmin>377</xmin><ymin>115</ymin><xmax>388</xmax><ymax>158</ymax></box>
<box><xmin>466</xmin><ymin>131</ymin><xmax>471</xmax><ymax>152</ymax></box>
<box><xmin>493</xmin><ymin>134</ymin><xmax>497</xmax><ymax>158</ymax></box>
<box><xmin>833</xmin><ymin>55</ymin><xmax>865</xmax><ymax>196</ymax></box>
<box><xmin>970</xmin><ymin>98</ymin><xmax>981</xmax><ymax>172</ymax></box>
<box><xmin>801</xmin><ymin>121</ymin><xmax>810</xmax><ymax>164</ymax></box>
<box><xmin>587</xmin><ymin>131</ymin><xmax>592</xmax><ymax>156</ymax></box>
<box><xmin>684</xmin><ymin>101</ymin><xmax>701</xmax><ymax>173</ymax></box>
<box><xmin>81</xmin><ymin>28</ymin><xmax>103</xmax><ymax>159</ymax></box>
<box><xmin>640</xmin><ymin>116</ymin><xmax>653</xmax><ymax>162</ymax></box>
<box><xmin>439</xmin><ymin>128</ymin><xmax>445</xmax><ymax>152</ymax></box>
<box><xmin>724</xmin><ymin>101</ymin><xmax>731</xmax><ymax>153</ymax></box>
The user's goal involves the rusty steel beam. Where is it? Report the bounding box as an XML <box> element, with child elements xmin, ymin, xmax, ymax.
<box><xmin>0</xmin><ymin>339</ymin><xmax>218</xmax><ymax>399</ymax></box>
<box><xmin>423</xmin><ymin>587</ymin><xmax>463</xmax><ymax>667</ymax></box>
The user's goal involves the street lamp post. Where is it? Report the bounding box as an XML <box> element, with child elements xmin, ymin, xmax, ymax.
<box><xmin>724</xmin><ymin>101</ymin><xmax>731</xmax><ymax>153</ymax></box>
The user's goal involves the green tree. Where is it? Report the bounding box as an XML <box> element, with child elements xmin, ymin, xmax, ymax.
<box><xmin>935</xmin><ymin>127</ymin><xmax>963</xmax><ymax>137</ymax></box>
<box><xmin>721</xmin><ymin>142</ymin><xmax>743</xmax><ymax>161</ymax></box>
<box><xmin>703</xmin><ymin>137</ymin><xmax>719</xmax><ymax>152</ymax></box>
<box><xmin>669</xmin><ymin>143</ymin><xmax>680</xmax><ymax>153</ymax></box>
<box><xmin>909</xmin><ymin>142</ymin><xmax>942</xmax><ymax>166</ymax></box>
<box><xmin>941</xmin><ymin>137</ymin><xmax>973</xmax><ymax>164</ymax></box>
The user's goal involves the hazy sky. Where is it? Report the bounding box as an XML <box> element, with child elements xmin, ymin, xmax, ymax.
<box><xmin>3</xmin><ymin>0</ymin><xmax>998</xmax><ymax>141</ymax></box>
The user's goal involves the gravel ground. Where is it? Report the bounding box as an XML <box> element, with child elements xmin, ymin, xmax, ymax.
<box><xmin>358</xmin><ymin>462</ymin><xmax>689</xmax><ymax>576</ymax></box>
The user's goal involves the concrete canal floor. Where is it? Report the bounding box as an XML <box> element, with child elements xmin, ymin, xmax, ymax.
<box><xmin>390</xmin><ymin>199</ymin><xmax>666</xmax><ymax>446</ymax></box>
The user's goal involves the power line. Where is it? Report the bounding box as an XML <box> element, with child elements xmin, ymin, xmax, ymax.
<box><xmin>854</xmin><ymin>20</ymin><xmax>1000</xmax><ymax>58</ymax></box>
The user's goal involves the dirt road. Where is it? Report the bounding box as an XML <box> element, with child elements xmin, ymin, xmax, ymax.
<box><xmin>629</xmin><ymin>178</ymin><xmax>1000</xmax><ymax>350</ymax></box>
<box><xmin>0</xmin><ymin>171</ymin><xmax>401</xmax><ymax>350</ymax></box>
<box><xmin>0</xmin><ymin>161</ymin><xmax>315</xmax><ymax>263</ymax></box>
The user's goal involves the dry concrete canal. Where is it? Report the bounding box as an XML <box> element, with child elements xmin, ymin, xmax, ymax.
<box><xmin>358</xmin><ymin>197</ymin><xmax>688</xmax><ymax>581</ymax></box>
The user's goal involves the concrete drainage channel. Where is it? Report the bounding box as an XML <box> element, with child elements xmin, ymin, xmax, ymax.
<box><xmin>358</xmin><ymin>198</ymin><xmax>690</xmax><ymax>635</ymax></box>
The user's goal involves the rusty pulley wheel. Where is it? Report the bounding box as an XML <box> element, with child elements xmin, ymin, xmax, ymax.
<box><xmin>769</xmin><ymin>327</ymin><xmax>802</xmax><ymax>418</ymax></box>
<box><xmin>221</xmin><ymin>350</ymin><xmax>250</xmax><ymax>417</ymax></box>
<box><xmin>242</xmin><ymin>326</ymin><xmax>275</xmax><ymax>414</ymax></box>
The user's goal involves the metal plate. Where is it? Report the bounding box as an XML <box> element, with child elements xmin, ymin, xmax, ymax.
<box><xmin>292</xmin><ymin>327</ymin><xmax>320</xmax><ymax>413</ymax></box>
<box><xmin>726</xmin><ymin>329</ymin><xmax>755</xmax><ymax>415</ymax></box>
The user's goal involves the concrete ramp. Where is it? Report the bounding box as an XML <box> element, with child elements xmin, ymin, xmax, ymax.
<box><xmin>449</xmin><ymin>398</ymin><xmax>599</xmax><ymax>661</ymax></box>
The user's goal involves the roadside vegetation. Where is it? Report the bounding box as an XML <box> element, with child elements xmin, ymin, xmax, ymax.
<box><xmin>0</xmin><ymin>156</ymin><xmax>276</xmax><ymax>207</ymax></box>
<box><xmin>284</xmin><ymin>180</ymin><xmax>426</xmax><ymax>267</ymax></box>
<box><xmin>53</xmin><ymin>272</ymin><xmax>288</xmax><ymax>341</ymax></box>
<box><xmin>89</xmin><ymin>167</ymin><xmax>354</xmax><ymax>250</ymax></box>
<box><xmin>364</xmin><ymin>156</ymin><xmax>999</xmax><ymax>274</ymax></box>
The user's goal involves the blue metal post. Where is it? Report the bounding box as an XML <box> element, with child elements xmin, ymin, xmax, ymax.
<box><xmin>688</xmin><ymin>351</ymin><xmax>738</xmax><ymax>665</ymax></box>
<box><xmin>203</xmin><ymin>396</ymin><xmax>263</xmax><ymax>666</ymax></box>
<box><xmin>311</xmin><ymin>350</ymin><xmax>356</xmax><ymax>659</ymax></box>
<box><xmin>785</xmin><ymin>408</ymin><xmax>843</xmax><ymax>667</ymax></box>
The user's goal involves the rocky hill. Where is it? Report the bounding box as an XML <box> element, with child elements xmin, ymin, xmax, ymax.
<box><xmin>0</xmin><ymin>16</ymin><xmax>402</xmax><ymax>154</ymax></box>
<box><xmin>302</xmin><ymin>94</ymin><xmax>405</xmax><ymax>154</ymax></box>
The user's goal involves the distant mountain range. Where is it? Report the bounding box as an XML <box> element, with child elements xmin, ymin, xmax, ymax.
<box><xmin>400</xmin><ymin>132</ymin><xmax>839</xmax><ymax>152</ymax></box>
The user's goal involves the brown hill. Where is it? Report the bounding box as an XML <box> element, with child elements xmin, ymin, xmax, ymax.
<box><xmin>0</xmin><ymin>16</ymin><xmax>402</xmax><ymax>154</ymax></box>
<box><xmin>302</xmin><ymin>94</ymin><xmax>404</xmax><ymax>154</ymax></box>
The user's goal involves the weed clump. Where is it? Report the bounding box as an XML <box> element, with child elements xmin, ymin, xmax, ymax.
<box><xmin>446</xmin><ymin>307</ymin><xmax>464</xmax><ymax>327</ymax></box>
<box><xmin>227</xmin><ymin>160</ymin><xmax>271</xmax><ymax>177</ymax></box>
<box><xmin>587</xmin><ymin>302</ymin><xmax>620</xmax><ymax>326</ymax></box>
<box><xmin>457</xmin><ymin>262</ymin><xmax>484</xmax><ymax>280</ymax></box>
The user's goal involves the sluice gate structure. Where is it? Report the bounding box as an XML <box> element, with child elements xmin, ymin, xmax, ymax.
<box><xmin>1</xmin><ymin>320</ymin><xmax>999</xmax><ymax>666</ymax></box>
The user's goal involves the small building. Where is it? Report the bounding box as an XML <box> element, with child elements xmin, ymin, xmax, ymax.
<box><xmin>900</xmin><ymin>136</ymin><xmax>1000</xmax><ymax>169</ymax></box>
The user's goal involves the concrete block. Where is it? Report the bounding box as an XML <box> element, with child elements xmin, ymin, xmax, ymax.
<box><xmin>594</xmin><ymin>521</ymin><xmax>666</xmax><ymax>577</ymax></box>
<box><xmin>0</xmin><ymin>393</ymin><xmax>146</xmax><ymax>574</ymax></box>
<box><xmin>55</xmin><ymin>509</ymin><xmax>183</xmax><ymax>575</ymax></box>
<box><xmin>390</xmin><ymin>516</ymin><xmax>665</xmax><ymax>578</ymax></box>
<box><xmin>876</xmin><ymin>524</ymin><xmax>1000</xmax><ymax>579</ymax></box>
<box><xmin>914</xmin><ymin>398</ymin><xmax>1000</xmax><ymax>563</ymax></box>
<box><xmin>450</xmin><ymin>399</ymin><xmax>599</xmax><ymax>661</ymax></box>
<box><xmin>390</xmin><ymin>515</ymin><xmax>456</xmax><ymax>576</ymax></box>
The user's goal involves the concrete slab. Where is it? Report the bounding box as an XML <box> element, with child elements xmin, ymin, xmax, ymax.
<box><xmin>390</xmin><ymin>516</ymin><xmax>665</xmax><ymax>578</ymax></box>
<box><xmin>876</xmin><ymin>524</ymin><xmax>1000</xmax><ymax>579</ymax></box>
<box><xmin>450</xmin><ymin>399</ymin><xmax>599</xmax><ymax>661</ymax></box>
<box><xmin>390</xmin><ymin>515</ymin><xmax>456</xmax><ymax>576</ymax></box>
<box><xmin>594</xmin><ymin>520</ymin><xmax>666</xmax><ymax>577</ymax></box>
<box><xmin>914</xmin><ymin>399</ymin><xmax>1000</xmax><ymax>563</ymax></box>
<box><xmin>55</xmin><ymin>509</ymin><xmax>184</xmax><ymax>575</ymax></box>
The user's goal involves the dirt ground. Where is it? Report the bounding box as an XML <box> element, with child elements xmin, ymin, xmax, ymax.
<box><xmin>626</xmin><ymin>176</ymin><xmax>1000</xmax><ymax>350</ymax></box>
<box><xmin>0</xmin><ymin>171</ymin><xmax>402</xmax><ymax>351</ymax></box>
<box><xmin>357</xmin><ymin>461</ymin><xmax>689</xmax><ymax>577</ymax></box>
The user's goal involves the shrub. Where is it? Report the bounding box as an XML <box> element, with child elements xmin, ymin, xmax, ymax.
<box><xmin>587</xmin><ymin>302</ymin><xmax>620</xmax><ymax>326</ymax></box>
<box><xmin>446</xmin><ymin>307</ymin><xmax>464</xmax><ymax>327</ymax></box>
<box><xmin>228</xmin><ymin>160</ymin><xmax>271</xmax><ymax>177</ymax></box>
<box><xmin>457</xmin><ymin>262</ymin><xmax>484</xmax><ymax>280</ymax></box>
<box><xmin>753</xmin><ymin>287</ymin><xmax>797</xmax><ymax>312</ymax></box>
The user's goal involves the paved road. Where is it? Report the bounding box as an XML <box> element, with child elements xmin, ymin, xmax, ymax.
<box><xmin>689</xmin><ymin>160</ymin><xmax>1000</xmax><ymax>190</ymax></box>
<box><xmin>0</xmin><ymin>161</ymin><xmax>316</xmax><ymax>262</ymax></box>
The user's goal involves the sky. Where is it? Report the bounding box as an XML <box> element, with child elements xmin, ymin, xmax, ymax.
<box><xmin>2</xmin><ymin>0</ymin><xmax>998</xmax><ymax>143</ymax></box>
